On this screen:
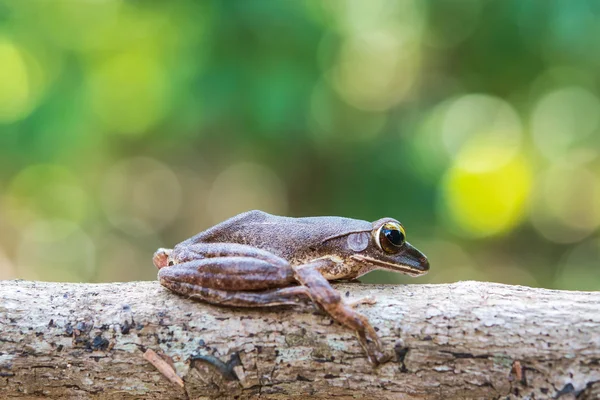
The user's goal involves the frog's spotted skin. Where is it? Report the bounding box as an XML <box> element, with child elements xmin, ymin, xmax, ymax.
<box><xmin>154</xmin><ymin>210</ymin><xmax>429</xmax><ymax>365</ymax></box>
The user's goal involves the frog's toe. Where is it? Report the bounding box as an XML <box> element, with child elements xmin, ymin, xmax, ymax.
<box><xmin>373</xmin><ymin>351</ymin><xmax>392</xmax><ymax>365</ymax></box>
<box><xmin>348</xmin><ymin>296</ymin><xmax>377</xmax><ymax>308</ymax></box>
<box><xmin>153</xmin><ymin>248</ymin><xmax>172</xmax><ymax>269</ymax></box>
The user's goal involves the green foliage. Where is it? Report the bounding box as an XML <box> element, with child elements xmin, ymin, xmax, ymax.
<box><xmin>0</xmin><ymin>1</ymin><xmax>598</xmax><ymax>289</ymax></box>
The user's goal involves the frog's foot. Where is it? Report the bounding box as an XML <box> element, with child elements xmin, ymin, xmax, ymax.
<box><xmin>293</xmin><ymin>261</ymin><xmax>390</xmax><ymax>366</ymax></box>
<box><xmin>352</xmin><ymin>313</ymin><xmax>392</xmax><ymax>365</ymax></box>
<box><xmin>348</xmin><ymin>296</ymin><xmax>377</xmax><ymax>308</ymax></box>
<box><xmin>153</xmin><ymin>248</ymin><xmax>172</xmax><ymax>269</ymax></box>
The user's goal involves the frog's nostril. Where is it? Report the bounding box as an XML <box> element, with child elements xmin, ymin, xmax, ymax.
<box><xmin>420</xmin><ymin>257</ymin><xmax>430</xmax><ymax>272</ymax></box>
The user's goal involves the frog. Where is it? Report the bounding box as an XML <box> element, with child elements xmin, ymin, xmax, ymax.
<box><xmin>153</xmin><ymin>210</ymin><xmax>429</xmax><ymax>365</ymax></box>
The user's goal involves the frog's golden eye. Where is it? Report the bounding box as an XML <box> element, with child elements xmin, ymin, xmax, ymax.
<box><xmin>376</xmin><ymin>222</ymin><xmax>406</xmax><ymax>254</ymax></box>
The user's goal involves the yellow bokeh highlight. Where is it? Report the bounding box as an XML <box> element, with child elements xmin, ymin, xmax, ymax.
<box><xmin>440</xmin><ymin>146</ymin><xmax>533</xmax><ymax>238</ymax></box>
<box><xmin>100</xmin><ymin>157</ymin><xmax>182</xmax><ymax>236</ymax></box>
<box><xmin>87</xmin><ymin>51</ymin><xmax>169</xmax><ymax>135</ymax></box>
<box><xmin>531</xmin><ymin>86</ymin><xmax>600</xmax><ymax>159</ymax></box>
<box><xmin>441</xmin><ymin>94</ymin><xmax>522</xmax><ymax>162</ymax></box>
<box><xmin>25</xmin><ymin>0</ymin><xmax>122</xmax><ymax>51</ymax></box>
<box><xmin>0</xmin><ymin>38</ymin><xmax>33</xmax><ymax>123</ymax></box>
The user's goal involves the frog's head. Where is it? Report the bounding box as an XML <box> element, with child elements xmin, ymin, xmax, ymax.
<box><xmin>358</xmin><ymin>217</ymin><xmax>429</xmax><ymax>276</ymax></box>
<box><xmin>323</xmin><ymin>217</ymin><xmax>429</xmax><ymax>277</ymax></box>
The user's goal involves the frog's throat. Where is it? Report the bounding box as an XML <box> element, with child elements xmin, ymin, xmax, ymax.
<box><xmin>349</xmin><ymin>254</ymin><xmax>426</xmax><ymax>277</ymax></box>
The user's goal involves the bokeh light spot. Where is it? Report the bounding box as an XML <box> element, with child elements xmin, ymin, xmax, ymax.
<box><xmin>319</xmin><ymin>0</ymin><xmax>423</xmax><ymax>111</ymax></box>
<box><xmin>31</xmin><ymin>0</ymin><xmax>121</xmax><ymax>51</ymax></box>
<box><xmin>0</xmin><ymin>38</ymin><xmax>35</xmax><ymax>123</ymax></box>
<box><xmin>207</xmin><ymin>163</ymin><xmax>288</xmax><ymax>225</ymax></box>
<box><xmin>101</xmin><ymin>157</ymin><xmax>182</xmax><ymax>236</ymax></box>
<box><xmin>530</xmin><ymin>163</ymin><xmax>600</xmax><ymax>244</ymax></box>
<box><xmin>323</xmin><ymin>0</ymin><xmax>422</xmax><ymax>34</ymax></box>
<box><xmin>331</xmin><ymin>26</ymin><xmax>420</xmax><ymax>111</ymax></box>
<box><xmin>531</xmin><ymin>86</ymin><xmax>600</xmax><ymax>159</ymax></box>
<box><xmin>440</xmin><ymin>149</ymin><xmax>532</xmax><ymax>238</ymax></box>
<box><xmin>5</xmin><ymin>164</ymin><xmax>88</xmax><ymax>229</ymax></box>
<box><xmin>455</xmin><ymin>138</ymin><xmax>523</xmax><ymax>173</ymax></box>
<box><xmin>87</xmin><ymin>51</ymin><xmax>170</xmax><ymax>135</ymax></box>
<box><xmin>441</xmin><ymin>94</ymin><xmax>522</xmax><ymax>163</ymax></box>
<box><xmin>16</xmin><ymin>219</ymin><xmax>95</xmax><ymax>282</ymax></box>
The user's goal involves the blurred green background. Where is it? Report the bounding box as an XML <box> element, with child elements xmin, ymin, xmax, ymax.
<box><xmin>0</xmin><ymin>1</ymin><xmax>598</xmax><ymax>290</ymax></box>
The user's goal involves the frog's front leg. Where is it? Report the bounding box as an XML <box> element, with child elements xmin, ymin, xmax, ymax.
<box><xmin>292</xmin><ymin>259</ymin><xmax>389</xmax><ymax>365</ymax></box>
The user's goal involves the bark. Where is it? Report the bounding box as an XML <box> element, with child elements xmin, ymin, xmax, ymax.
<box><xmin>0</xmin><ymin>280</ymin><xmax>599</xmax><ymax>399</ymax></box>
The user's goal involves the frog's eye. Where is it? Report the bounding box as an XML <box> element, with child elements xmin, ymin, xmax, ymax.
<box><xmin>376</xmin><ymin>222</ymin><xmax>406</xmax><ymax>254</ymax></box>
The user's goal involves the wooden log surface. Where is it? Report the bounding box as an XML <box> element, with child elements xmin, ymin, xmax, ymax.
<box><xmin>0</xmin><ymin>279</ymin><xmax>599</xmax><ymax>399</ymax></box>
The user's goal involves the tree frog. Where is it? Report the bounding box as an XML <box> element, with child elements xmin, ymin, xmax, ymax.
<box><xmin>153</xmin><ymin>210</ymin><xmax>429</xmax><ymax>365</ymax></box>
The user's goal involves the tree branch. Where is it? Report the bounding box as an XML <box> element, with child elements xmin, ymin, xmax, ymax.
<box><xmin>1</xmin><ymin>280</ymin><xmax>599</xmax><ymax>399</ymax></box>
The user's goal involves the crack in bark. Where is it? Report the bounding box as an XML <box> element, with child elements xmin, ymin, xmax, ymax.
<box><xmin>190</xmin><ymin>352</ymin><xmax>241</xmax><ymax>381</ymax></box>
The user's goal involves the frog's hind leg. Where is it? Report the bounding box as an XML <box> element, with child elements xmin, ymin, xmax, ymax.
<box><xmin>161</xmin><ymin>280</ymin><xmax>313</xmax><ymax>308</ymax></box>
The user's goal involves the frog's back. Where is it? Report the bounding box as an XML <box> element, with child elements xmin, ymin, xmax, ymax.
<box><xmin>185</xmin><ymin>210</ymin><xmax>371</xmax><ymax>259</ymax></box>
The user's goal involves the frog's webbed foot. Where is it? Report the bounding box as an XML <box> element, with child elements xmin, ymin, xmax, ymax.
<box><xmin>293</xmin><ymin>261</ymin><xmax>389</xmax><ymax>365</ymax></box>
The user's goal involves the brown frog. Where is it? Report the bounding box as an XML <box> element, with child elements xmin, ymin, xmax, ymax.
<box><xmin>153</xmin><ymin>210</ymin><xmax>429</xmax><ymax>364</ymax></box>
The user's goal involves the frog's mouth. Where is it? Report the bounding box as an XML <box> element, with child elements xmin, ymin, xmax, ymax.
<box><xmin>350</xmin><ymin>241</ymin><xmax>429</xmax><ymax>276</ymax></box>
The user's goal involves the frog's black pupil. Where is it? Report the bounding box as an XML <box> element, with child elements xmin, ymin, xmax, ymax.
<box><xmin>384</xmin><ymin>229</ymin><xmax>404</xmax><ymax>246</ymax></box>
